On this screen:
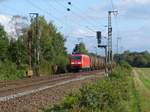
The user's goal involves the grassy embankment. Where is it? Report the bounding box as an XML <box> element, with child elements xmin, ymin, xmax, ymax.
<box><xmin>133</xmin><ymin>68</ymin><xmax>150</xmax><ymax>112</ymax></box>
<box><xmin>44</xmin><ymin>62</ymin><xmax>141</xmax><ymax>112</ymax></box>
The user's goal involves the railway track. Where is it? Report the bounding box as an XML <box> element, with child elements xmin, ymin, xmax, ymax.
<box><xmin>0</xmin><ymin>73</ymin><xmax>71</xmax><ymax>88</ymax></box>
<box><xmin>0</xmin><ymin>70</ymin><xmax>105</xmax><ymax>102</ymax></box>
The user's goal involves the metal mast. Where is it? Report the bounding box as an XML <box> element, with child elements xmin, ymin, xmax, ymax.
<box><xmin>108</xmin><ymin>11</ymin><xmax>118</xmax><ymax>63</ymax></box>
<box><xmin>108</xmin><ymin>11</ymin><xmax>112</xmax><ymax>63</ymax></box>
<box><xmin>29</xmin><ymin>13</ymin><xmax>40</xmax><ymax>76</ymax></box>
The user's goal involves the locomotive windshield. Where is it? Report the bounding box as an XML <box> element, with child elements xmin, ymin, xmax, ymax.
<box><xmin>71</xmin><ymin>56</ymin><xmax>81</xmax><ymax>60</ymax></box>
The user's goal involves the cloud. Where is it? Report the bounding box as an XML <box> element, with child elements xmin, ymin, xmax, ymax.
<box><xmin>0</xmin><ymin>14</ymin><xmax>26</xmax><ymax>38</ymax></box>
<box><xmin>0</xmin><ymin>15</ymin><xmax>13</xmax><ymax>33</ymax></box>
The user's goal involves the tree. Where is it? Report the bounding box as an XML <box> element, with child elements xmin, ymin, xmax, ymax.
<box><xmin>134</xmin><ymin>55</ymin><xmax>147</xmax><ymax>67</ymax></box>
<box><xmin>0</xmin><ymin>25</ymin><xmax>9</xmax><ymax>62</ymax></box>
<box><xmin>72</xmin><ymin>42</ymin><xmax>88</xmax><ymax>54</ymax></box>
<box><xmin>114</xmin><ymin>50</ymin><xmax>150</xmax><ymax>67</ymax></box>
<box><xmin>8</xmin><ymin>37</ymin><xmax>28</xmax><ymax>66</ymax></box>
<box><xmin>28</xmin><ymin>17</ymin><xmax>68</xmax><ymax>74</ymax></box>
<box><xmin>0</xmin><ymin>16</ymin><xmax>69</xmax><ymax>80</ymax></box>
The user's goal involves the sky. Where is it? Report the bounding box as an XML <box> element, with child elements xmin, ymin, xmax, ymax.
<box><xmin>0</xmin><ymin>0</ymin><xmax>150</xmax><ymax>54</ymax></box>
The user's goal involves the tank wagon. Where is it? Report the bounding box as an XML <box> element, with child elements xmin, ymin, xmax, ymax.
<box><xmin>70</xmin><ymin>54</ymin><xmax>105</xmax><ymax>71</ymax></box>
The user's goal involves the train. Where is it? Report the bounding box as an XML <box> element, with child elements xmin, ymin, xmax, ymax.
<box><xmin>26</xmin><ymin>53</ymin><xmax>112</xmax><ymax>77</ymax></box>
<box><xmin>70</xmin><ymin>54</ymin><xmax>106</xmax><ymax>72</ymax></box>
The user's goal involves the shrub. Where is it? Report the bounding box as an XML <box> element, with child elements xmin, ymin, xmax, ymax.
<box><xmin>0</xmin><ymin>60</ymin><xmax>25</xmax><ymax>80</ymax></box>
<box><xmin>45</xmin><ymin>64</ymin><xmax>134</xmax><ymax>112</ymax></box>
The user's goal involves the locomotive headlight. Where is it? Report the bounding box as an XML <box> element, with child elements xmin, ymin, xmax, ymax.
<box><xmin>71</xmin><ymin>62</ymin><xmax>75</xmax><ymax>64</ymax></box>
<box><xmin>77</xmin><ymin>62</ymin><xmax>81</xmax><ymax>64</ymax></box>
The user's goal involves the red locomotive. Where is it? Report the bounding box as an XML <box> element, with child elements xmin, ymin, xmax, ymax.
<box><xmin>70</xmin><ymin>54</ymin><xmax>105</xmax><ymax>71</ymax></box>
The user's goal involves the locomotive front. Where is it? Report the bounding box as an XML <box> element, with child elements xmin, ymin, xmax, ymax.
<box><xmin>70</xmin><ymin>54</ymin><xmax>90</xmax><ymax>71</ymax></box>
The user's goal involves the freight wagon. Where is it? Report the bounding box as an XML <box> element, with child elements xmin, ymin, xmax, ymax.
<box><xmin>70</xmin><ymin>54</ymin><xmax>105</xmax><ymax>71</ymax></box>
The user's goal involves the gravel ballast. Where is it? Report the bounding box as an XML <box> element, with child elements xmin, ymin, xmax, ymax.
<box><xmin>0</xmin><ymin>74</ymin><xmax>103</xmax><ymax>112</ymax></box>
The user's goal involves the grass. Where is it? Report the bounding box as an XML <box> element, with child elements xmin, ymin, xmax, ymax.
<box><xmin>130</xmin><ymin>76</ymin><xmax>141</xmax><ymax>112</ymax></box>
<box><xmin>138</xmin><ymin>68</ymin><xmax>150</xmax><ymax>89</ymax></box>
<box><xmin>133</xmin><ymin>68</ymin><xmax>150</xmax><ymax>112</ymax></box>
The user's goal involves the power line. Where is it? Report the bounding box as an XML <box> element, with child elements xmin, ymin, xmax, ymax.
<box><xmin>26</xmin><ymin>0</ymin><xmax>94</xmax><ymax>34</ymax></box>
<box><xmin>53</xmin><ymin>1</ymin><xmax>97</xmax><ymax>30</ymax></box>
<box><xmin>70</xmin><ymin>3</ymin><xmax>99</xmax><ymax>26</ymax></box>
<box><xmin>44</xmin><ymin>1</ymin><xmax>107</xmax><ymax>34</ymax></box>
<box><xmin>25</xmin><ymin>1</ymin><xmax>107</xmax><ymax>38</ymax></box>
<box><xmin>0</xmin><ymin>3</ymin><xmax>28</xmax><ymax>17</ymax></box>
<box><xmin>86</xmin><ymin>26</ymin><xmax>96</xmax><ymax>33</ymax></box>
<box><xmin>45</xmin><ymin>1</ymin><xmax>65</xmax><ymax>15</ymax></box>
<box><xmin>26</xmin><ymin>0</ymin><xmax>63</xmax><ymax>25</ymax></box>
<box><xmin>54</xmin><ymin>1</ymin><xmax>97</xmax><ymax>33</ymax></box>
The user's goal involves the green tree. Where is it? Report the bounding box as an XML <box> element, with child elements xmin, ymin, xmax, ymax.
<box><xmin>29</xmin><ymin>17</ymin><xmax>68</xmax><ymax>74</ymax></box>
<box><xmin>0</xmin><ymin>25</ymin><xmax>9</xmax><ymax>62</ymax></box>
<box><xmin>8</xmin><ymin>37</ymin><xmax>28</xmax><ymax>66</ymax></box>
<box><xmin>114</xmin><ymin>50</ymin><xmax>150</xmax><ymax>67</ymax></box>
<box><xmin>134</xmin><ymin>55</ymin><xmax>147</xmax><ymax>67</ymax></box>
<box><xmin>72</xmin><ymin>42</ymin><xmax>88</xmax><ymax>54</ymax></box>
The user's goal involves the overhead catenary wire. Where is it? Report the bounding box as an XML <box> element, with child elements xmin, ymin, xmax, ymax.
<box><xmin>46</xmin><ymin>1</ymin><xmax>66</xmax><ymax>14</ymax></box>
<box><xmin>44</xmin><ymin>1</ymin><xmax>109</xmax><ymax>35</ymax></box>
<box><xmin>69</xmin><ymin>2</ymin><xmax>101</xmax><ymax>26</ymax></box>
<box><xmin>26</xmin><ymin>0</ymin><xmax>95</xmax><ymax>34</ymax></box>
<box><xmin>0</xmin><ymin>3</ymin><xmax>29</xmax><ymax>17</ymax></box>
<box><xmin>52</xmin><ymin>0</ymin><xmax>98</xmax><ymax>33</ymax></box>
<box><xmin>26</xmin><ymin>0</ymin><xmax>63</xmax><ymax>25</ymax></box>
<box><xmin>35</xmin><ymin>1</ymin><xmax>96</xmax><ymax>41</ymax></box>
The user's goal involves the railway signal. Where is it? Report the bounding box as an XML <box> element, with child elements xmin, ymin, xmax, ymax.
<box><xmin>97</xmin><ymin>31</ymin><xmax>108</xmax><ymax>76</ymax></box>
<box><xmin>97</xmin><ymin>31</ymin><xmax>102</xmax><ymax>45</ymax></box>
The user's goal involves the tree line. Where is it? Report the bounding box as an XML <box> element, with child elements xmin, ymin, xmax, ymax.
<box><xmin>114</xmin><ymin>50</ymin><xmax>150</xmax><ymax>67</ymax></box>
<box><xmin>0</xmin><ymin>16</ymin><xmax>69</xmax><ymax>80</ymax></box>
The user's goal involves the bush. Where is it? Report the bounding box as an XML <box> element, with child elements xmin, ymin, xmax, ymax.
<box><xmin>0</xmin><ymin>60</ymin><xmax>25</xmax><ymax>80</ymax></box>
<box><xmin>45</xmin><ymin>64</ymin><xmax>134</xmax><ymax>112</ymax></box>
<box><xmin>40</xmin><ymin>59</ymin><xmax>52</xmax><ymax>75</ymax></box>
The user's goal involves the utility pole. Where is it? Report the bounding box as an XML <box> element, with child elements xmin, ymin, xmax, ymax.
<box><xmin>108</xmin><ymin>10</ymin><xmax>118</xmax><ymax>71</ymax></box>
<box><xmin>29</xmin><ymin>13</ymin><xmax>40</xmax><ymax>76</ymax></box>
<box><xmin>108</xmin><ymin>11</ymin><xmax>112</xmax><ymax>63</ymax></box>
<box><xmin>27</xmin><ymin>30</ymin><xmax>33</xmax><ymax>77</ymax></box>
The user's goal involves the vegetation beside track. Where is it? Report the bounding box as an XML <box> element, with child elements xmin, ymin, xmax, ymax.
<box><xmin>44</xmin><ymin>62</ymin><xmax>140</xmax><ymax>112</ymax></box>
<box><xmin>0</xmin><ymin>60</ymin><xmax>25</xmax><ymax>80</ymax></box>
<box><xmin>0</xmin><ymin>17</ymin><xmax>69</xmax><ymax>80</ymax></box>
<box><xmin>0</xmin><ymin>16</ymin><xmax>90</xmax><ymax>81</ymax></box>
